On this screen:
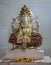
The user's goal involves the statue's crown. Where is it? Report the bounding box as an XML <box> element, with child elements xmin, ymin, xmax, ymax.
<box><xmin>19</xmin><ymin>5</ymin><xmax>33</xmax><ymax>16</ymax></box>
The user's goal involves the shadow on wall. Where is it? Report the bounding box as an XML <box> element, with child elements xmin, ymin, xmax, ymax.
<box><xmin>0</xmin><ymin>48</ymin><xmax>6</xmax><ymax>59</ymax></box>
<box><xmin>44</xmin><ymin>48</ymin><xmax>51</xmax><ymax>57</ymax></box>
<box><xmin>0</xmin><ymin>26</ymin><xmax>10</xmax><ymax>59</ymax></box>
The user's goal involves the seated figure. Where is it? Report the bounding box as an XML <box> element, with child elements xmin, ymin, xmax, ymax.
<box><xmin>9</xmin><ymin>5</ymin><xmax>42</xmax><ymax>50</ymax></box>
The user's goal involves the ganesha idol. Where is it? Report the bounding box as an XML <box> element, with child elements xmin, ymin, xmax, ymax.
<box><xmin>9</xmin><ymin>5</ymin><xmax>42</xmax><ymax>50</ymax></box>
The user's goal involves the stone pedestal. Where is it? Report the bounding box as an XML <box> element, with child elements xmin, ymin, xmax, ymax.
<box><xmin>5</xmin><ymin>49</ymin><xmax>44</xmax><ymax>60</ymax></box>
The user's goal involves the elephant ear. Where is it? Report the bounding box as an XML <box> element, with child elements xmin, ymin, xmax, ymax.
<box><xmin>31</xmin><ymin>33</ymin><xmax>42</xmax><ymax>47</ymax></box>
<box><xmin>8</xmin><ymin>33</ymin><xmax>17</xmax><ymax>44</ymax></box>
<box><xmin>26</xmin><ymin>33</ymin><xmax>42</xmax><ymax>48</ymax></box>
